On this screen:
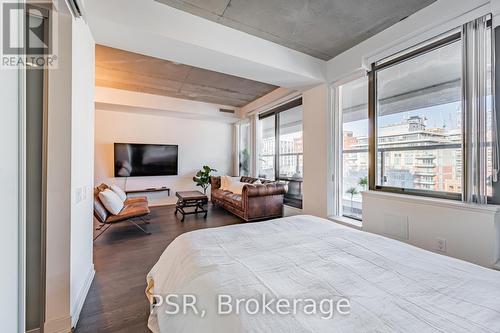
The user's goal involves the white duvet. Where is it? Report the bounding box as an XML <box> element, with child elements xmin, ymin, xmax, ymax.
<box><xmin>146</xmin><ymin>215</ymin><xmax>500</xmax><ymax>333</ymax></box>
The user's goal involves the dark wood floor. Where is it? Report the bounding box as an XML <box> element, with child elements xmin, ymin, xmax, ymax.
<box><xmin>75</xmin><ymin>203</ymin><xmax>242</xmax><ymax>333</ymax></box>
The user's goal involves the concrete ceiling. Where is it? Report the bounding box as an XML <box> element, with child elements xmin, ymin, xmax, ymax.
<box><xmin>155</xmin><ymin>0</ymin><xmax>436</xmax><ymax>60</ymax></box>
<box><xmin>95</xmin><ymin>45</ymin><xmax>278</xmax><ymax>107</ymax></box>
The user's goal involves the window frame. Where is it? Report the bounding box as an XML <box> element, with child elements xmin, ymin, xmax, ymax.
<box><xmin>334</xmin><ymin>74</ymin><xmax>369</xmax><ymax>221</ymax></box>
<box><xmin>258</xmin><ymin>97</ymin><xmax>303</xmax><ymax>208</ymax></box>
<box><xmin>368</xmin><ymin>31</ymin><xmax>464</xmax><ymax>201</ymax></box>
<box><xmin>237</xmin><ymin>120</ymin><xmax>252</xmax><ymax>177</ymax></box>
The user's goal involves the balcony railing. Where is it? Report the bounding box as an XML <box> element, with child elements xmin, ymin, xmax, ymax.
<box><xmin>343</xmin><ymin>143</ymin><xmax>462</xmax><ymax>196</ymax></box>
<box><xmin>259</xmin><ymin>152</ymin><xmax>304</xmax><ymax>209</ymax></box>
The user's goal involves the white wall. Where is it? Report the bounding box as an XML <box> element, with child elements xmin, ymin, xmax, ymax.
<box><xmin>94</xmin><ymin>109</ymin><xmax>233</xmax><ymax>205</ymax></box>
<box><xmin>363</xmin><ymin>191</ymin><xmax>500</xmax><ymax>268</ymax></box>
<box><xmin>302</xmin><ymin>84</ymin><xmax>329</xmax><ymax>217</ymax></box>
<box><xmin>0</xmin><ymin>1</ymin><xmax>20</xmax><ymax>330</ymax></box>
<box><xmin>70</xmin><ymin>18</ymin><xmax>95</xmax><ymax>328</ymax></box>
<box><xmin>45</xmin><ymin>11</ymin><xmax>72</xmax><ymax>333</ymax></box>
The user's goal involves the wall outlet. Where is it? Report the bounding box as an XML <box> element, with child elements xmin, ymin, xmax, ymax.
<box><xmin>436</xmin><ymin>238</ymin><xmax>447</xmax><ymax>253</ymax></box>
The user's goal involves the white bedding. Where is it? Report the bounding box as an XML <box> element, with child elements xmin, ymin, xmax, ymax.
<box><xmin>147</xmin><ymin>215</ymin><xmax>500</xmax><ymax>333</ymax></box>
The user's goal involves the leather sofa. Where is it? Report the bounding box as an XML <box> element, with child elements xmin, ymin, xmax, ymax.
<box><xmin>210</xmin><ymin>176</ymin><xmax>286</xmax><ymax>221</ymax></box>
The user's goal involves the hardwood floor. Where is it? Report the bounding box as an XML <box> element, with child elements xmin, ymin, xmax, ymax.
<box><xmin>75</xmin><ymin>203</ymin><xmax>243</xmax><ymax>333</ymax></box>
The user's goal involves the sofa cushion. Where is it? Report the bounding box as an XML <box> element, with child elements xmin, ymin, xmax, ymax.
<box><xmin>222</xmin><ymin>192</ymin><xmax>243</xmax><ymax>209</ymax></box>
<box><xmin>93</xmin><ymin>196</ymin><xmax>109</xmax><ymax>223</ymax></box>
<box><xmin>110</xmin><ymin>184</ymin><xmax>127</xmax><ymax>202</ymax></box>
<box><xmin>98</xmin><ymin>189</ymin><xmax>124</xmax><ymax>215</ymax></box>
<box><xmin>106</xmin><ymin>202</ymin><xmax>150</xmax><ymax>223</ymax></box>
<box><xmin>125</xmin><ymin>196</ymin><xmax>148</xmax><ymax>205</ymax></box>
<box><xmin>240</xmin><ymin>176</ymin><xmax>257</xmax><ymax>184</ymax></box>
<box><xmin>211</xmin><ymin>189</ymin><xmax>227</xmax><ymax>200</ymax></box>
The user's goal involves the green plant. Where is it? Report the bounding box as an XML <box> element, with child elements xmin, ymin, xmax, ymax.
<box><xmin>193</xmin><ymin>165</ymin><xmax>217</xmax><ymax>194</ymax></box>
<box><xmin>346</xmin><ymin>187</ymin><xmax>359</xmax><ymax>213</ymax></box>
<box><xmin>359</xmin><ymin>176</ymin><xmax>368</xmax><ymax>190</ymax></box>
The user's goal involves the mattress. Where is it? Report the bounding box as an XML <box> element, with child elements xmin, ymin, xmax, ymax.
<box><xmin>146</xmin><ymin>215</ymin><xmax>500</xmax><ymax>332</ymax></box>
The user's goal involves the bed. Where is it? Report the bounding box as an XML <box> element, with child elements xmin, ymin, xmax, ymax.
<box><xmin>146</xmin><ymin>215</ymin><xmax>500</xmax><ymax>333</ymax></box>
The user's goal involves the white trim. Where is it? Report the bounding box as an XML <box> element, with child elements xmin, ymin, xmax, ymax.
<box><xmin>328</xmin><ymin>72</ymin><xmax>368</xmax><ymax>217</ymax></box>
<box><xmin>18</xmin><ymin>6</ymin><xmax>27</xmax><ymax>332</ymax></box>
<box><xmin>328</xmin><ymin>215</ymin><xmax>363</xmax><ymax>230</ymax></box>
<box><xmin>70</xmin><ymin>265</ymin><xmax>95</xmax><ymax>329</ymax></box>
<box><xmin>362</xmin><ymin>190</ymin><xmax>500</xmax><ymax>214</ymax></box>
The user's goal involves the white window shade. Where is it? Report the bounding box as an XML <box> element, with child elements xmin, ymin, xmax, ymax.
<box><xmin>462</xmin><ymin>15</ymin><xmax>499</xmax><ymax>204</ymax></box>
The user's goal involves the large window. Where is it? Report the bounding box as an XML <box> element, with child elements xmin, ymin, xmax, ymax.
<box><xmin>258</xmin><ymin>99</ymin><xmax>303</xmax><ymax>208</ymax></box>
<box><xmin>335</xmin><ymin>15</ymin><xmax>497</xmax><ymax>221</ymax></box>
<box><xmin>339</xmin><ymin>76</ymin><xmax>369</xmax><ymax>220</ymax></box>
<box><xmin>373</xmin><ymin>37</ymin><xmax>463</xmax><ymax>198</ymax></box>
<box><xmin>238</xmin><ymin>122</ymin><xmax>251</xmax><ymax>176</ymax></box>
<box><xmin>368</xmin><ymin>17</ymin><xmax>495</xmax><ymax>203</ymax></box>
<box><xmin>258</xmin><ymin>115</ymin><xmax>276</xmax><ymax>180</ymax></box>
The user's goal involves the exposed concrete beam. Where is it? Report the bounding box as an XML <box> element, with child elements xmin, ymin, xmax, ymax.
<box><xmin>95</xmin><ymin>87</ymin><xmax>240</xmax><ymax>123</ymax></box>
<box><xmin>83</xmin><ymin>0</ymin><xmax>326</xmax><ymax>90</ymax></box>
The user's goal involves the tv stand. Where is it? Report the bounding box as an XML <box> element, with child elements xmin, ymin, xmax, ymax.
<box><xmin>125</xmin><ymin>187</ymin><xmax>171</xmax><ymax>196</ymax></box>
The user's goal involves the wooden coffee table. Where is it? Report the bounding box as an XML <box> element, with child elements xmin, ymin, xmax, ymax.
<box><xmin>175</xmin><ymin>191</ymin><xmax>208</xmax><ymax>222</ymax></box>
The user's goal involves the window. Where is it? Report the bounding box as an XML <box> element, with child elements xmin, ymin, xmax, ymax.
<box><xmin>373</xmin><ymin>37</ymin><xmax>463</xmax><ymax>198</ymax></box>
<box><xmin>368</xmin><ymin>16</ymin><xmax>496</xmax><ymax>203</ymax></box>
<box><xmin>258</xmin><ymin>98</ymin><xmax>303</xmax><ymax>208</ymax></box>
<box><xmin>339</xmin><ymin>76</ymin><xmax>368</xmax><ymax>220</ymax></box>
<box><xmin>258</xmin><ymin>115</ymin><xmax>276</xmax><ymax>180</ymax></box>
<box><xmin>334</xmin><ymin>15</ymin><xmax>497</xmax><ymax>221</ymax></box>
<box><xmin>278</xmin><ymin>106</ymin><xmax>303</xmax><ymax>179</ymax></box>
<box><xmin>238</xmin><ymin>122</ymin><xmax>251</xmax><ymax>176</ymax></box>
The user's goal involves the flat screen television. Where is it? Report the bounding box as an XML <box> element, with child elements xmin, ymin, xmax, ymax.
<box><xmin>114</xmin><ymin>143</ymin><xmax>178</xmax><ymax>177</ymax></box>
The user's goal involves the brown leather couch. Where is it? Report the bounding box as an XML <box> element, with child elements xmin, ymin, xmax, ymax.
<box><xmin>210</xmin><ymin>176</ymin><xmax>286</xmax><ymax>221</ymax></box>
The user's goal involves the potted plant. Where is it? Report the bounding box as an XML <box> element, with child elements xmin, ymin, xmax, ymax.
<box><xmin>359</xmin><ymin>176</ymin><xmax>368</xmax><ymax>190</ymax></box>
<box><xmin>193</xmin><ymin>165</ymin><xmax>217</xmax><ymax>194</ymax></box>
<box><xmin>346</xmin><ymin>187</ymin><xmax>359</xmax><ymax>214</ymax></box>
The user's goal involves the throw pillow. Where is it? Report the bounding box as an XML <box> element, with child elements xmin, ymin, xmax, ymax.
<box><xmin>110</xmin><ymin>184</ymin><xmax>127</xmax><ymax>202</ymax></box>
<box><xmin>227</xmin><ymin>181</ymin><xmax>247</xmax><ymax>195</ymax></box>
<box><xmin>98</xmin><ymin>189</ymin><xmax>124</xmax><ymax>215</ymax></box>
<box><xmin>220</xmin><ymin>175</ymin><xmax>234</xmax><ymax>191</ymax></box>
<box><xmin>253</xmin><ymin>179</ymin><xmax>262</xmax><ymax>185</ymax></box>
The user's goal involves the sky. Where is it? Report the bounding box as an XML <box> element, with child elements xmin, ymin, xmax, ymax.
<box><xmin>343</xmin><ymin>101</ymin><xmax>462</xmax><ymax>138</ymax></box>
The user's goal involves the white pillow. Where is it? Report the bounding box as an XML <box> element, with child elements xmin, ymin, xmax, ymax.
<box><xmin>98</xmin><ymin>189</ymin><xmax>124</xmax><ymax>215</ymax></box>
<box><xmin>227</xmin><ymin>181</ymin><xmax>247</xmax><ymax>195</ymax></box>
<box><xmin>253</xmin><ymin>179</ymin><xmax>262</xmax><ymax>185</ymax></box>
<box><xmin>110</xmin><ymin>184</ymin><xmax>127</xmax><ymax>202</ymax></box>
<box><xmin>220</xmin><ymin>175</ymin><xmax>232</xmax><ymax>191</ymax></box>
